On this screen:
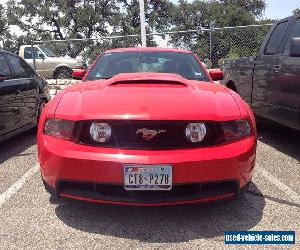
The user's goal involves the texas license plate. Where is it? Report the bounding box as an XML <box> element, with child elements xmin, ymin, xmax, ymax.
<box><xmin>124</xmin><ymin>165</ymin><xmax>172</xmax><ymax>190</ymax></box>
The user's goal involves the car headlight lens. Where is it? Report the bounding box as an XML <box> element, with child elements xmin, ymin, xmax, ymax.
<box><xmin>221</xmin><ymin>120</ymin><xmax>251</xmax><ymax>141</ymax></box>
<box><xmin>90</xmin><ymin>122</ymin><xmax>111</xmax><ymax>143</ymax></box>
<box><xmin>185</xmin><ymin>123</ymin><xmax>207</xmax><ymax>143</ymax></box>
<box><xmin>44</xmin><ymin>118</ymin><xmax>75</xmax><ymax>140</ymax></box>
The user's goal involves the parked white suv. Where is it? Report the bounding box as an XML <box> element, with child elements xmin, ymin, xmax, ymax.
<box><xmin>19</xmin><ymin>45</ymin><xmax>85</xmax><ymax>79</ymax></box>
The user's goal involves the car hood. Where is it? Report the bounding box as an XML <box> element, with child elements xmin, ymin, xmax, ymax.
<box><xmin>54</xmin><ymin>73</ymin><xmax>241</xmax><ymax>121</ymax></box>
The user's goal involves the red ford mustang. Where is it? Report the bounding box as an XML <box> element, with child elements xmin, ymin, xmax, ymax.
<box><xmin>38</xmin><ymin>47</ymin><xmax>257</xmax><ymax>206</ymax></box>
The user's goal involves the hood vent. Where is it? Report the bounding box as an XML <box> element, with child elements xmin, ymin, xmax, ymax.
<box><xmin>108</xmin><ymin>79</ymin><xmax>188</xmax><ymax>86</ymax></box>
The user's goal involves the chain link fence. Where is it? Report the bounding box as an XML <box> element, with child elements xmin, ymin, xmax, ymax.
<box><xmin>29</xmin><ymin>23</ymin><xmax>272</xmax><ymax>96</ymax></box>
<box><xmin>209</xmin><ymin>24</ymin><xmax>272</xmax><ymax>67</ymax></box>
<box><xmin>147</xmin><ymin>24</ymin><xmax>272</xmax><ymax>68</ymax></box>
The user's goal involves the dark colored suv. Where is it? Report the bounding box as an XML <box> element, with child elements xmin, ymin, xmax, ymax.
<box><xmin>0</xmin><ymin>49</ymin><xmax>50</xmax><ymax>143</ymax></box>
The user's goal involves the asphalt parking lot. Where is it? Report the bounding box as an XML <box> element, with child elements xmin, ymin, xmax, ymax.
<box><xmin>0</xmin><ymin>119</ymin><xmax>299</xmax><ymax>249</ymax></box>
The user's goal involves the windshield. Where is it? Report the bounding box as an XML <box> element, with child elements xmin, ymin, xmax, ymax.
<box><xmin>39</xmin><ymin>46</ymin><xmax>57</xmax><ymax>57</ymax></box>
<box><xmin>85</xmin><ymin>51</ymin><xmax>209</xmax><ymax>82</ymax></box>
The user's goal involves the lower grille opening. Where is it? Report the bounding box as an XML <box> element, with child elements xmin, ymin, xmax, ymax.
<box><xmin>58</xmin><ymin>180</ymin><xmax>238</xmax><ymax>203</ymax></box>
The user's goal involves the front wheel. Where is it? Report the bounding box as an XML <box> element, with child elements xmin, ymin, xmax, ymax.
<box><xmin>55</xmin><ymin>68</ymin><xmax>72</xmax><ymax>79</ymax></box>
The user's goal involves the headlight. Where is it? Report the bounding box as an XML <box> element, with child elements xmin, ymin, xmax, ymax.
<box><xmin>221</xmin><ymin>120</ymin><xmax>251</xmax><ymax>141</ymax></box>
<box><xmin>90</xmin><ymin>122</ymin><xmax>111</xmax><ymax>143</ymax></box>
<box><xmin>44</xmin><ymin>118</ymin><xmax>75</xmax><ymax>140</ymax></box>
<box><xmin>185</xmin><ymin>123</ymin><xmax>207</xmax><ymax>143</ymax></box>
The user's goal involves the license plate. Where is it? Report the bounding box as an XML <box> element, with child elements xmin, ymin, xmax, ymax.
<box><xmin>124</xmin><ymin>165</ymin><xmax>172</xmax><ymax>190</ymax></box>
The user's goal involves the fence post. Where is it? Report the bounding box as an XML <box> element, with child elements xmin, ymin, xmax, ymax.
<box><xmin>31</xmin><ymin>41</ymin><xmax>36</xmax><ymax>71</ymax></box>
<box><xmin>209</xmin><ymin>22</ymin><xmax>212</xmax><ymax>65</ymax></box>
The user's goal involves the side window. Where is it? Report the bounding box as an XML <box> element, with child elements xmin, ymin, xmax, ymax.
<box><xmin>264</xmin><ymin>21</ymin><xmax>289</xmax><ymax>55</ymax></box>
<box><xmin>24</xmin><ymin>47</ymin><xmax>39</xmax><ymax>59</ymax></box>
<box><xmin>0</xmin><ymin>53</ymin><xmax>13</xmax><ymax>80</ymax></box>
<box><xmin>21</xmin><ymin>59</ymin><xmax>35</xmax><ymax>77</ymax></box>
<box><xmin>24</xmin><ymin>47</ymin><xmax>33</xmax><ymax>59</ymax></box>
<box><xmin>284</xmin><ymin>18</ymin><xmax>300</xmax><ymax>54</ymax></box>
<box><xmin>6</xmin><ymin>54</ymin><xmax>34</xmax><ymax>79</ymax></box>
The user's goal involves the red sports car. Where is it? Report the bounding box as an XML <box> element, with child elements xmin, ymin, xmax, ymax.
<box><xmin>37</xmin><ymin>47</ymin><xmax>257</xmax><ymax>206</ymax></box>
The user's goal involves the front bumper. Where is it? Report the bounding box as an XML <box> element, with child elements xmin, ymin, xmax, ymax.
<box><xmin>38</xmin><ymin>135</ymin><xmax>256</xmax><ymax>206</ymax></box>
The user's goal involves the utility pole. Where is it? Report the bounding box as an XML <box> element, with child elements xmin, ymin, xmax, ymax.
<box><xmin>138</xmin><ymin>0</ymin><xmax>147</xmax><ymax>47</ymax></box>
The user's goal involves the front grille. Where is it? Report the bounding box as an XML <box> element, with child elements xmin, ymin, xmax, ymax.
<box><xmin>74</xmin><ymin>120</ymin><xmax>224</xmax><ymax>149</ymax></box>
<box><xmin>58</xmin><ymin>180</ymin><xmax>238</xmax><ymax>203</ymax></box>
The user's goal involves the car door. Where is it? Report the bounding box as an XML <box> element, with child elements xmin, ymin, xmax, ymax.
<box><xmin>269</xmin><ymin>17</ymin><xmax>300</xmax><ymax>130</ymax></box>
<box><xmin>23</xmin><ymin>46</ymin><xmax>45</xmax><ymax>76</ymax></box>
<box><xmin>0</xmin><ymin>52</ymin><xmax>17</xmax><ymax>137</ymax></box>
<box><xmin>5</xmin><ymin>53</ymin><xmax>39</xmax><ymax>129</ymax></box>
<box><xmin>252</xmin><ymin>19</ymin><xmax>291</xmax><ymax>119</ymax></box>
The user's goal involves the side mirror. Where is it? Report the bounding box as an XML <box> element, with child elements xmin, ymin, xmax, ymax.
<box><xmin>289</xmin><ymin>37</ymin><xmax>300</xmax><ymax>57</ymax></box>
<box><xmin>72</xmin><ymin>69</ymin><xmax>86</xmax><ymax>80</ymax></box>
<box><xmin>37</xmin><ymin>51</ymin><xmax>45</xmax><ymax>59</ymax></box>
<box><xmin>0</xmin><ymin>73</ymin><xmax>7</xmax><ymax>82</ymax></box>
<box><xmin>209</xmin><ymin>68</ymin><xmax>224</xmax><ymax>81</ymax></box>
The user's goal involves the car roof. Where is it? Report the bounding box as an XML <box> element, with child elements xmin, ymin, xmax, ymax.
<box><xmin>278</xmin><ymin>14</ymin><xmax>299</xmax><ymax>23</ymax></box>
<box><xmin>104</xmin><ymin>47</ymin><xmax>193</xmax><ymax>54</ymax></box>
<box><xmin>0</xmin><ymin>49</ymin><xmax>18</xmax><ymax>56</ymax></box>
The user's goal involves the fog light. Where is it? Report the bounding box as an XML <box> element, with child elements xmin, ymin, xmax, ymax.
<box><xmin>186</xmin><ymin>123</ymin><xmax>206</xmax><ymax>143</ymax></box>
<box><xmin>90</xmin><ymin>122</ymin><xmax>111</xmax><ymax>143</ymax></box>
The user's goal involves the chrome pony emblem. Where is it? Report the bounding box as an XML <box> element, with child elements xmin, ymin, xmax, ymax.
<box><xmin>136</xmin><ymin>128</ymin><xmax>167</xmax><ymax>141</ymax></box>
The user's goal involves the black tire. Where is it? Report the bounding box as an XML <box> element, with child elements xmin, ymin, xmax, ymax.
<box><xmin>54</xmin><ymin>68</ymin><xmax>72</xmax><ymax>79</ymax></box>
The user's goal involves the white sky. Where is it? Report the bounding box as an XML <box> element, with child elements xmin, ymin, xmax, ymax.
<box><xmin>264</xmin><ymin>0</ymin><xmax>299</xmax><ymax>20</ymax></box>
<box><xmin>170</xmin><ymin>0</ymin><xmax>298</xmax><ymax>20</ymax></box>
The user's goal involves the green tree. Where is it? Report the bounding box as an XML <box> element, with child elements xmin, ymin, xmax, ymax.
<box><xmin>6</xmin><ymin>0</ymin><xmax>121</xmax><ymax>40</ymax></box>
<box><xmin>5</xmin><ymin>0</ymin><xmax>123</xmax><ymax>57</ymax></box>
<box><xmin>0</xmin><ymin>4</ymin><xmax>7</xmax><ymax>32</ymax></box>
<box><xmin>293</xmin><ymin>8</ymin><xmax>300</xmax><ymax>15</ymax></box>
<box><xmin>75</xmin><ymin>0</ymin><xmax>176</xmax><ymax>61</ymax></box>
<box><xmin>0</xmin><ymin>3</ymin><xmax>8</xmax><ymax>48</ymax></box>
<box><xmin>170</xmin><ymin>0</ymin><xmax>267</xmax><ymax>67</ymax></box>
<box><xmin>4</xmin><ymin>0</ymin><xmax>175</xmax><ymax>60</ymax></box>
<box><xmin>2</xmin><ymin>0</ymin><xmax>269</xmax><ymax>65</ymax></box>
<box><xmin>219</xmin><ymin>0</ymin><xmax>266</xmax><ymax>17</ymax></box>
